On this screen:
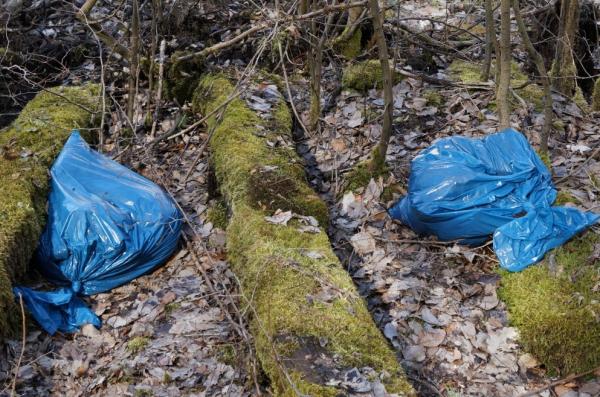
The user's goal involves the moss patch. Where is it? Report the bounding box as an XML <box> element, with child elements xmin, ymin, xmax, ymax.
<box><xmin>333</xmin><ymin>29</ymin><xmax>362</xmax><ymax>59</ymax></box>
<box><xmin>573</xmin><ymin>86</ymin><xmax>590</xmax><ymax>113</ymax></box>
<box><xmin>424</xmin><ymin>89</ymin><xmax>444</xmax><ymax>107</ymax></box>
<box><xmin>344</xmin><ymin>157</ymin><xmax>389</xmax><ymax>193</ymax></box>
<box><xmin>127</xmin><ymin>336</ymin><xmax>150</xmax><ymax>354</ymax></box>
<box><xmin>207</xmin><ymin>200</ymin><xmax>228</xmax><ymax>229</ymax></box>
<box><xmin>165</xmin><ymin>51</ymin><xmax>205</xmax><ymax>104</ymax></box>
<box><xmin>196</xmin><ymin>74</ymin><xmax>414</xmax><ymax>396</ymax></box>
<box><xmin>0</xmin><ymin>85</ymin><xmax>100</xmax><ymax>337</ymax></box>
<box><xmin>592</xmin><ymin>78</ymin><xmax>600</xmax><ymax>112</ymax></box>
<box><xmin>499</xmin><ymin>232</ymin><xmax>600</xmax><ymax>375</ymax></box>
<box><xmin>342</xmin><ymin>60</ymin><xmax>402</xmax><ymax>92</ymax></box>
<box><xmin>449</xmin><ymin>60</ymin><xmax>544</xmax><ymax>111</ymax></box>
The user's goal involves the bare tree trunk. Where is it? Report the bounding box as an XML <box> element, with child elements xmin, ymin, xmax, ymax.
<box><xmin>513</xmin><ymin>0</ymin><xmax>552</xmax><ymax>153</ymax></box>
<box><xmin>481</xmin><ymin>0</ymin><xmax>494</xmax><ymax>81</ymax></box>
<box><xmin>368</xmin><ymin>0</ymin><xmax>393</xmax><ymax>170</ymax></box>
<box><xmin>337</xmin><ymin>5</ymin><xmax>364</xmax><ymax>43</ymax></box>
<box><xmin>496</xmin><ymin>0</ymin><xmax>511</xmax><ymax>129</ymax></box>
<box><xmin>127</xmin><ymin>0</ymin><xmax>140</xmax><ymax>123</ymax></box>
<box><xmin>551</xmin><ymin>0</ymin><xmax>579</xmax><ymax>96</ymax></box>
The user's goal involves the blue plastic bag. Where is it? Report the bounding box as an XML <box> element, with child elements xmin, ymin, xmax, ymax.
<box><xmin>14</xmin><ymin>132</ymin><xmax>182</xmax><ymax>334</ymax></box>
<box><xmin>389</xmin><ymin>128</ymin><xmax>599</xmax><ymax>272</ymax></box>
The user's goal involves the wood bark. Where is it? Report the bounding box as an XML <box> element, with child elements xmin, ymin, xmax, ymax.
<box><xmin>551</xmin><ymin>0</ymin><xmax>579</xmax><ymax>96</ymax></box>
<box><xmin>513</xmin><ymin>0</ymin><xmax>552</xmax><ymax>153</ymax></box>
<box><xmin>481</xmin><ymin>0</ymin><xmax>494</xmax><ymax>81</ymax></box>
<box><xmin>127</xmin><ymin>0</ymin><xmax>140</xmax><ymax>122</ymax></box>
<box><xmin>368</xmin><ymin>0</ymin><xmax>393</xmax><ymax>169</ymax></box>
<box><xmin>496</xmin><ymin>0</ymin><xmax>511</xmax><ymax>129</ymax></box>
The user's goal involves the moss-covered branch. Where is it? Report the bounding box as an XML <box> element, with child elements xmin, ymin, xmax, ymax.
<box><xmin>0</xmin><ymin>85</ymin><xmax>100</xmax><ymax>337</ymax></box>
<box><xmin>194</xmin><ymin>74</ymin><xmax>414</xmax><ymax>396</ymax></box>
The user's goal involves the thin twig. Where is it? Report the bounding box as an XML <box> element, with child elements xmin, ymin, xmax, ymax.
<box><xmin>277</xmin><ymin>42</ymin><xmax>310</xmax><ymax>138</ymax></box>
<box><xmin>556</xmin><ymin>143</ymin><xmax>600</xmax><ymax>184</ymax></box>
<box><xmin>176</xmin><ymin>1</ymin><xmax>368</xmax><ymax>62</ymax></box>
<box><xmin>519</xmin><ymin>365</ymin><xmax>600</xmax><ymax>397</ymax></box>
<box><xmin>10</xmin><ymin>293</ymin><xmax>26</xmax><ymax>397</ymax></box>
<box><xmin>150</xmin><ymin>39</ymin><xmax>166</xmax><ymax>138</ymax></box>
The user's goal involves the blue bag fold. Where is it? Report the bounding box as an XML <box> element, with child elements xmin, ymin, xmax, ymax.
<box><xmin>389</xmin><ymin>128</ymin><xmax>599</xmax><ymax>271</ymax></box>
<box><xmin>14</xmin><ymin>131</ymin><xmax>182</xmax><ymax>334</ymax></box>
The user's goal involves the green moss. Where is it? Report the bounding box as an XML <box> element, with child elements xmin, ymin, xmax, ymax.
<box><xmin>424</xmin><ymin>89</ymin><xmax>444</xmax><ymax>107</ymax></box>
<box><xmin>448</xmin><ymin>60</ymin><xmax>484</xmax><ymax>84</ymax></box>
<box><xmin>554</xmin><ymin>190</ymin><xmax>580</xmax><ymax>206</ymax></box>
<box><xmin>573</xmin><ymin>86</ymin><xmax>590</xmax><ymax>113</ymax></box>
<box><xmin>127</xmin><ymin>337</ymin><xmax>150</xmax><ymax>354</ymax></box>
<box><xmin>537</xmin><ymin>149</ymin><xmax>551</xmax><ymax>171</ymax></box>
<box><xmin>164</xmin><ymin>302</ymin><xmax>181</xmax><ymax>315</ymax></box>
<box><xmin>381</xmin><ymin>183</ymin><xmax>404</xmax><ymax>203</ymax></box>
<box><xmin>197</xmin><ymin>74</ymin><xmax>415</xmax><ymax>396</ymax></box>
<box><xmin>271</xmin><ymin>99</ymin><xmax>293</xmax><ymax>135</ymax></box>
<box><xmin>0</xmin><ymin>85</ymin><xmax>100</xmax><ymax>337</ymax></box>
<box><xmin>499</xmin><ymin>232</ymin><xmax>600</xmax><ymax>375</ymax></box>
<box><xmin>344</xmin><ymin>156</ymin><xmax>389</xmax><ymax>193</ymax></box>
<box><xmin>449</xmin><ymin>60</ymin><xmax>544</xmax><ymax>111</ymax></box>
<box><xmin>135</xmin><ymin>389</ymin><xmax>153</xmax><ymax>397</ymax></box>
<box><xmin>207</xmin><ymin>200</ymin><xmax>228</xmax><ymax>229</ymax></box>
<box><xmin>217</xmin><ymin>344</ymin><xmax>237</xmax><ymax>366</ymax></box>
<box><xmin>519</xmin><ymin>83</ymin><xmax>545</xmax><ymax>112</ymax></box>
<box><xmin>166</xmin><ymin>51</ymin><xmax>205</xmax><ymax>104</ymax></box>
<box><xmin>592</xmin><ymin>78</ymin><xmax>600</xmax><ymax>112</ymax></box>
<box><xmin>342</xmin><ymin>60</ymin><xmax>401</xmax><ymax>92</ymax></box>
<box><xmin>334</xmin><ymin>29</ymin><xmax>362</xmax><ymax>59</ymax></box>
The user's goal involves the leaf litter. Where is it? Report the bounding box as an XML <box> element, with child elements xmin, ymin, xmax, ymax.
<box><xmin>287</xmin><ymin>14</ymin><xmax>600</xmax><ymax>394</ymax></box>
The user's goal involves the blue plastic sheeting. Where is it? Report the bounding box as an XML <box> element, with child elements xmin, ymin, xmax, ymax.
<box><xmin>13</xmin><ymin>132</ymin><xmax>182</xmax><ymax>334</ymax></box>
<box><xmin>389</xmin><ymin>128</ymin><xmax>599</xmax><ymax>272</ymax></box>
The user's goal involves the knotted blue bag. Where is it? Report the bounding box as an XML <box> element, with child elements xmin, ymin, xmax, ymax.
<box><xmin>14</xmin><ymin>132</ymin><xmax>182</xmax><ymax>334</ymax></box>
<box><xmin>389</xmin><ymin>128</ymin><xmax>599</xmax><ymax>272</ymax></box>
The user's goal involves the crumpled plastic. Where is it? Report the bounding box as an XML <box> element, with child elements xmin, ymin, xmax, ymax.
<box><xmin>389</xmin><ymin>128</ymin><xmax>599</xmax><ymax>272</ymax></box>
<box><xmin>13</xmin><ymin>132</ymin><xmax>182</xmax><ymax>334</ymax></box>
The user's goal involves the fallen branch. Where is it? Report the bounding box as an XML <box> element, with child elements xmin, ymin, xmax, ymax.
<box><xmin>176</xmin><ymin>1</ymin><xmax>368</xmax><ymax>62</ymax></box>
<box><xmin>556</xmin><ymin>143</ymin><xmax>600</xmax><ymax>184</ymax></box>
<box><xmin>519</xmin><ymin>365</ymin><xmax>600</xmax><ymax>397</ymax></box>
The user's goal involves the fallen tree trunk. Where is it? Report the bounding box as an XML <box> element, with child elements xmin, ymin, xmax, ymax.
<box><xmin>193</xmin><ymin>74</ymin><xmax>415</xmax><ymax>396</ymax></box>
<box><xmin>0</xmin><ymin>85</ymin><xmax>100</xmax><ymax>337</ymax></box>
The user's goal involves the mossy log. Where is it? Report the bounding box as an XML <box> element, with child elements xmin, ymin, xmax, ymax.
<box><xmin>0</xmin><ymin>85</ymin><xmax>100</xmax><ymax>337</ymax></box>
<box><xmin>194</xmin><ymin>74</ymin><xmax>415</xmax><ymax>396</ymax></box>
<box><xmin>499</xmin><ymin>232</ymin><xmax>600</xmax><ymax>375</ymax></box>
<box><xmin>342</xmin><ymin>59</ymin><xmax>402</xmax><ymax>92</ymax></box>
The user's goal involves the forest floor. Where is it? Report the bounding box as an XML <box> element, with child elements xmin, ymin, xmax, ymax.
<box><xmin>2</xmin><ymin>0</ymin><xmax>600</xmax><ymax>396</ymax></box>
